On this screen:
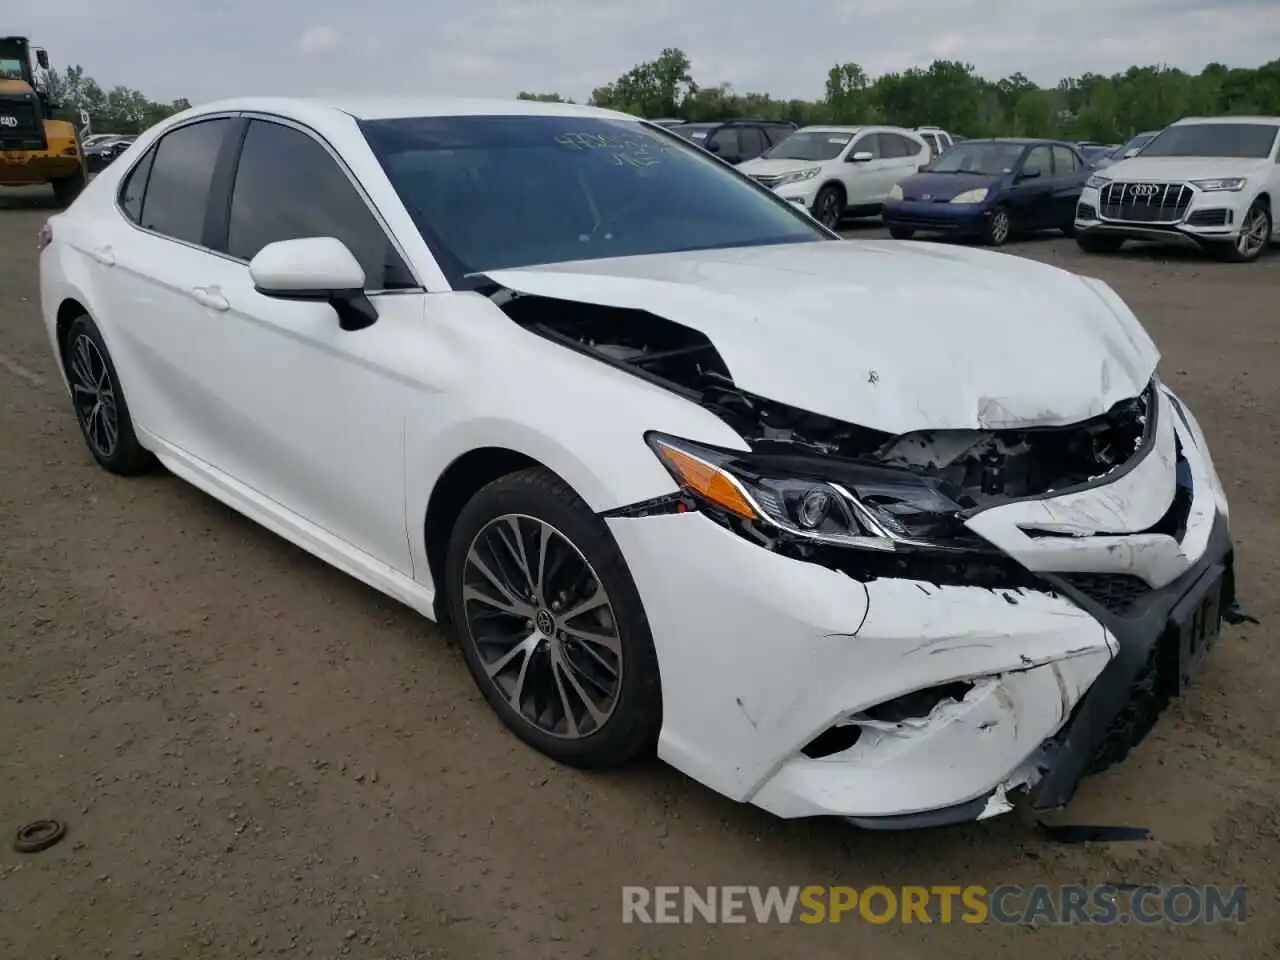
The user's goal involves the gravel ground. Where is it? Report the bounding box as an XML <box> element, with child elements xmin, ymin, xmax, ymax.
<box><xmin>2</xmin><ymin>184</ymin><xmax>1279</xmax><ymax>959</ymax></box>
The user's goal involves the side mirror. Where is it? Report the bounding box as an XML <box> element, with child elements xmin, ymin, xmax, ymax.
<box><xmin>250</xmin><ymin>237</ymin><xmax>377</xmax><ymax>332</ymax></box>
<box><xmin>1123</xmin><ymin>147</ymin><xmax>1140</xmax><ymax>158</ymax></box>
<box><xmin>1017</xmin><ymin>169</ymin><xmax>1041</xmax><ymax>181</ymax></box>
<box><xmin>706</xmin><ymin>140</ymin><xmax>722</xmax><ymax>154</ymax></box>
<box><xmin>36</xmin><ymin>49</ymin><xmax>50</xmax><ymax>70</ymax></box>
<box><xmin>849</xmin><ymin>151</ymin><xmax>873</xmax><ymax>163</ymax></box>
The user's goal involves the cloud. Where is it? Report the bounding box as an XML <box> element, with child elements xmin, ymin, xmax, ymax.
<box><xmin>297</xmin><ymin>25</ymin><xmax>340</xmax><ymax>56</ymax></box>
<box><xmin>16</xmin><ymin>0</ymin><xmax>1280</xmax><ymax>106</ymax></box>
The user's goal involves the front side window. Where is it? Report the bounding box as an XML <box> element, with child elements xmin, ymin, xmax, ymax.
<box><xmin>1142</xmin><ymin>123</ymin><xmax>1279</xmax><ymax>159</ymax></box>
<box><xmin>139</xmin><ymin>118</ymin><xmax>235</xmax><ymax>245</ymax></box>
<box><xmin>226</xmin><ymin>119</ymin><xmax>413</xmax><ymax>290</ymax></box>
<box><xmin>360</xmin><ymin>115</ymin><xmax>829</xmax><ymax>285</ymax></box>
<box><xmin>1021</xmin><ymin>145</ymin><xmax>1052</xmax><ymax>177</ymax></box>
<box><xmin>762</xmin><ymin>130</ymin><xmax>853</xmax><ymax>162</ymax></box>
<box><xmin>738</xmin><ymin>126</ymin><xmax>765</xmax><ymax>158</ymax></box>
<box><xmin>850</xmin><ymin>134</ymin><xmax>882</xmax><ymax>160</ymax></box>
<box><xmin>707</xmin><ymin>127</ymin><xmax>741</xmax><ymax>157</ymax></box>
<box><xmin>1052</xmin><ymin>145</ymin><xmax>1079</xmax><ymax>175</ymax></box>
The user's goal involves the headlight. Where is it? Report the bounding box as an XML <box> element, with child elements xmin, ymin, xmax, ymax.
<box><xmin>646</xmin><ymin>433</ymin><xmax>975</xmax><ymax>551</ymax></box>
<box><xmin>1191</xmin><ymin>177</ymin><xmax>1246</xmax><ymax>192</ymax></box>
<box><xmin>888</xmin><ymin>184</ymin><xmax>903</xmax><ymax>201</ymax></box>
<box><xmin>776</xmin><ymin>167</ymin><xmax>820</xmax><ymax>187</ymax></box>
<box><xmin>950</xmin><ymin>188</ymin><xmax>988</xmax><ymax>204</ymax></box>
<box><xmin>1085</xmin><ymin>174</ymin><xmax>1110</xmax><ymax>190</ymax></box>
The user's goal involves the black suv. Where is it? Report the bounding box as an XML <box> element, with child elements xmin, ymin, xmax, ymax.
<box><xmin>667</xmin><ymin>119</ymin><xmax>798</xmax><ymax>164</ymax></box>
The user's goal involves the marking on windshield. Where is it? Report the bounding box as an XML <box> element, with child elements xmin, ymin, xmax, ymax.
<box><xmin>554</xmin><ymin>132</ymin><xmax>670</xmax><ymax>167</ymax></box>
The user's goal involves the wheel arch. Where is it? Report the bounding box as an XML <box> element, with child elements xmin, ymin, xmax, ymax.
<box><xmin>55</xmin><ymin>296</ymin><xmax>89</xmax><ymax>368</ymax></box>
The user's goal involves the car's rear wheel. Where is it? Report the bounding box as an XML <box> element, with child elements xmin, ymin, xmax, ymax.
<box><xmin>62</xmin><ymin>314</ymin><xmax>152</xmax><ymax>475</ymax></box>
<box><xmin>51</xmin><ymin>168</ymin><xmax>87</xmax><ymax>207</ymax></box>
<box><xmin>983</xmin><ymin>206</ymin><xmax>1011</xmax><ymax>247</ymax></box>
<box><xmin>1218</xmin><ymin>200</ymin><xmax>1271</xmax><ymax>263</ymax></box>
<box><xmin>813</xmin><ymin>185</ymin><xmax>845</xmax><ymax>230</ymax></box>
<box><xmin>444</xmin><ymin>466</ymin><xmax>662</xmax><ymax>769</ymax></box>
<box><xmin>888</xmin><ymin>226</ymin><xmax>915</xmax><ymax>240</ymax></box>
<box><xmin>1076</xmin><ymin>233</ymin><xmax>1124</xmax><ymax>254</ymax></box>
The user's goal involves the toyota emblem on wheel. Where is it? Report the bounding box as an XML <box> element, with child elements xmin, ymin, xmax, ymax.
<box><xmin>1127</xmin><ymin>183</ymin><xmax>1160</xmax><ymax>198</ymax></box>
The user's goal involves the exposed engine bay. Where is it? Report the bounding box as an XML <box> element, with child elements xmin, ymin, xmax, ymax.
<box><xmin>494</xmin><ymin>292</ymin><xmax>1151</xmax><ymax>508</ymax></box>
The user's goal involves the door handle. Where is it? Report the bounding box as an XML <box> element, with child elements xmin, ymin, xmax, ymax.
<box><xmin>92</xmin><ymin>246</ymin><xmax>115</xmax><ymax>266</ymax></box>
<box><xmin>191</xmin><ymin>286</ymin><xmax>229</xmax><ymax>311</ymax></box>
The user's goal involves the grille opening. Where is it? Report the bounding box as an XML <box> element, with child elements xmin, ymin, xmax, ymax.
<box><xmin>1100</xmin><ymin>181</ymin><xmax>1192</xmax><ymax>224</ymax></box>
<box><xmin>862</xmin><ymin>681</ymin><xmax>976</xmax><ymax>723</ymax></box>
<box><xmin>1060</xmin><ymin>572</ymin><xmax>1150</xmax><ymax>615</ymax></box>
<box><xmin>801</xmin><ymin>724</ymin><xmax>862</xmax><ymax>758</ymax></box>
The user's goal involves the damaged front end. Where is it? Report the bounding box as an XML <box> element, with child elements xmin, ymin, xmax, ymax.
<box><xmin>492</xmin><ymin>287</ymin><xmax>1234</xmax><ymax>826</ymax></box>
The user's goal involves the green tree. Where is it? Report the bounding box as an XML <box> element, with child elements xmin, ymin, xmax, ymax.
<box><xmin>42</xmin><ymin>63</ymin><xmax>189</xmax><ymax>134</ymax></box>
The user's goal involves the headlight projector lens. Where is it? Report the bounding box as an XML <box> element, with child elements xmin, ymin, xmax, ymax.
<box><xmin>798</xmin><ymin>489</ymin><xmax>832</xmax><ymax>529</ymax></box>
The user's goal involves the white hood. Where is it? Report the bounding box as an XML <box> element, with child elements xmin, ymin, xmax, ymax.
<box><xmin>485</xmin><ymin>241</ymin><xmax>1160</xmax><ymax>435</ymax></box>
<box><xmin>738</xmin><ymin>158</ymin><xmax>824</xmax><ymax>176</ymax></box>
<box><xmin>1100</xmin><ymin>155</ymin><xmax>1272</xmax><ymax>181</ymax></box>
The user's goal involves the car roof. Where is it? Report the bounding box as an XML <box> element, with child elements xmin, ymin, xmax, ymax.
<box><xmin>954</xmin><ymin>137</ymin><xmax>1072</xmax><ymax>147</ymax></box>
<box><xmin>795</xmin><ymin>125</ymin><xmax>862</xmax><ymax>134</ymax></box>
<box><xmin>188</xmin><ymin>95</ymin><xmax>636</xmax><ymax>124</ymax></box>
<box><xmin>1173</xmin><ymin>115</ymin><xmax>1280</xmax><ymax>125</ymax></box>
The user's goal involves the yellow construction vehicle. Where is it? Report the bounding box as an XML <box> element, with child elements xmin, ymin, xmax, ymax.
<box><xmin>0</xmin><ymin>36</ymin><xmax>87</xmax><ymax>206</ymax></box>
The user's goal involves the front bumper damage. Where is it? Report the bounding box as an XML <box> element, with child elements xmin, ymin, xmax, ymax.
<box><xmin>605</xmin><ymin>382</ymin><xmax>1233</xmax><ymax>826</ymax></box>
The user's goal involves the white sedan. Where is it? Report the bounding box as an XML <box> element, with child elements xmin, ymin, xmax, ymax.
<box><xmin>38</xmin><ymin>96</ymin><xmax>1235</xmax><ymax>829</ymax></box>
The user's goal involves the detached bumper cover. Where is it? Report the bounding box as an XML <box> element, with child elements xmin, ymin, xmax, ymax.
<box><xmin>607</xmin><ymin>383</ymin><xmax>1232</xmax><ymax>825</ymax></box>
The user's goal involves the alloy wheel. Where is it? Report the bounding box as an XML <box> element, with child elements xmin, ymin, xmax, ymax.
<box><xmin>990</xmin><ymin>210</ymin><xmax>1010</xmax><ymax>245</ymax></box>
<box><xmin>818</xmin><ymin>193</ymin><xmax>841</xmax><ymax>228</ymax></box>
<box><xmin>68</xmin><ymin>334</ymin><xmax>119</xmax><ymax>458</ymax></box>
<box><xmin>1238</xmin><ymin>207</ymin><xmax>1270</xmax><ymax>260</ymax></box>
<box><xmin>460</xmin><ymin>514</ymin><xmax>623</xmax><ymax>739</ymax></box>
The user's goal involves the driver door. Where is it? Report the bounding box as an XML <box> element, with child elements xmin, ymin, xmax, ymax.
<box><xmin>1008</xmin><ymin>144</ymin><xmax>1054</xmax><ymax>229</ymax></box>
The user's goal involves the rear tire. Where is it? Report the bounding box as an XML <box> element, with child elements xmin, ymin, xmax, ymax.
<box><xmin>888</xmin><ymin>226</ymin><xmax>915</xmax><ymax>240</ymax></box>
<box><xmin>444</xmin><ymin>466</ymin><xmax>662</xmax><ymax>769</ymax></box>
<box><xmin>1076</xmin><ymin>233</ymin><xmax>1124</xmax><ymax>254</ymax></box>
<box><xmin>51</xmin><ymin>168</ymin><xmax>88</xmax><ymax>207</ymax></box>
<box><xmin>62</xmin><ymin>314</ymin><xmax>153</xmax><ymax>475</ymax></box>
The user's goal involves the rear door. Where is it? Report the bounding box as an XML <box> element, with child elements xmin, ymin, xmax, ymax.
<box><xmin>81</xmin><ymin>116</ymin><xmax>241</xmax><ymax>451</ymax></box>
<box><xmin>1050</xmin><ymin>144</ymin><xmax>1086</xmax><ymax>226</ymax></box>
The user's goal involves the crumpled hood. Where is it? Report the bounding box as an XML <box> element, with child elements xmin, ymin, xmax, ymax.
<box><xmin>1100</xmin><ymin>155</ymin><xmax>1272</xmax><ymax>181</ymax></box>
<box><xmin>484</xmin><ymin>240</ymin><xmax>1160</xmax><ymax>435</ymax></box>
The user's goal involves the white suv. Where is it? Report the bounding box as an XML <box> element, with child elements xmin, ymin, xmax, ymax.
<box><xmin>1075</xmin><ymin>115</ymin><xmax>1279</xmax><ymax>262</ymax></box>
<box><xmin>737</xmin><ymin>125</ymin><xmax>930</xmax><ymax>229</ymax></box>
<box><xmin>915</xmin><ymin>126</ymin><xmax>955</xmax><ymax>158</ymax></box>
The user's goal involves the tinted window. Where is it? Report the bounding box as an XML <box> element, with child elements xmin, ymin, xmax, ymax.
<box><xmin>738</xmin><ymin>126</ymin><xmax>765</xmax><ymax>158</ymax></box>
<box><xmin>360</xmin><ymin>115</ymin><xmax>828</xmax><ymax>285</ymax></box>
<box><xmin>885</xmin><ymin>133</ymin><xmax>919</xmax><ymax>159</ymax></box>
<box><xmin>852</xmin><ymin>134</ymin><xmax>882</xmax><ymax>159</ymax></box>
<box><xmin>1022</xmin><ymin>145</ymin><xmax>1051</xmax><ymax>177</ymax></box>
<box><xmin>708</xmin><ymin>127</ymin><xmax>741</xmax><ymax>156</ymax></box>
<box><xmin>1142</xmin><ymin>123</ymin><xmax>1278</xmax><ymax>159</ymax></box>
<box><xmin>139</xmin><ymin>119</ymin><xmax>233</xmax><ymax>244</ymax></box>
<box><xmin>227</xmin><ymin>120</ymin><xmax>412</xmax><ymax>290</ymax></box>
<box><xmin>118</xmin><ymin>146</ymin><xmax>156</xmax><ymax>224</ymax></box>
<box><xmin>1052</xmin><ymin>145</ymin><xmax>1079</xmax><ymax>175</ymax></box>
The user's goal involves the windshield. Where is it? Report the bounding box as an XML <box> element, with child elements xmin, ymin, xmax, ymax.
<box><xmin>361</xmin><ymin>115</ymin><xmax>829</xmax><ymax>283</ymax></box>
<box><xmin>1141</xmin><ymin>123</ymin><xmax>1279</xmax><ymax>159</ymax></box>
<box><xmin>762</xmin><ymin>131</ymin><xmax>853</xmax><ymax>162</ymax></box>
<box><xmin>0</xmin><ymin>56</ymin><xmax>25</xmax><ymax>81</ymax></box>
<box><xmin>930</xmin><ymin>141</ymin><xmax>1026</xmax><ymax>175</ymax></box>
<box><xmin>1120</xmin><ymin>132</ymin><xmax>1156</xmax><ymax>155</ymax></box>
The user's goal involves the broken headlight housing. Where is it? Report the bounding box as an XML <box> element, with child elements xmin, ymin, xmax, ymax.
<box><xmin>646</xmin><ymin>433</ymin><xmax>977</xmax><ymax>552</ymax></box>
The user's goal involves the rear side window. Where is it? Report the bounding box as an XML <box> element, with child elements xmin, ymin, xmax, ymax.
<box><xmin>226</xmin><ymin>119</ymin><xmax>414</xmax><ymax>290</ymax></box>
<box><xmin>887</xmin><ymin>133</ymin><xmax>920</xmax><ymax>158</ymax></box>
<box><xmin>118</xmin><ymin>146</ymin><xmax>156</xmax><ymax>224</ymax></box>
<box><xmin>138</xmin><ymin>118</ymin><xmax>235</xmax><ymax>244</ymax></box>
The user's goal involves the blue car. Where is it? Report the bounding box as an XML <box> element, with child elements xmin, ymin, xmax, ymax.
<box><xmin>882</xmin><ymin>138</ymin><xmax>1092</xmax><ymax>247</ymax></box>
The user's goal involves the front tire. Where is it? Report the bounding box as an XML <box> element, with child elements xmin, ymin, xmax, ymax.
<box><xmin>983</xmin><ymin>206</ymin><xmax>1012</xmax><ymax>247</ymax></box>
<box><xmin>444</xmin><ymin>467</ymin><xmax>662</xmax><ymax>769</ymax></box>
<box><xmin>1217</xmin><ymin>200</ymin><xmax>1271</xmax><ymax>263</ymax></box>
<box><xmin>62</xmin><ymin>314</ymin><xmax>152</xmax><ymax>475</ymax></box>
<box><xmin>812</xmin><ymin>185</ymin><xmax>845</xmax><ymax>230</ymax></box>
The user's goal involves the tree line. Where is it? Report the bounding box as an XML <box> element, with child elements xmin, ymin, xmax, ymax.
<box><xmin>42</xmin><ymin>65</ymin><xmax>191</xmax><ymax>135</ymax></box>
<box><xmin>520</xmin><ymin>49</ymin><xmax>1280</xmax><ymax>143</ymax></box>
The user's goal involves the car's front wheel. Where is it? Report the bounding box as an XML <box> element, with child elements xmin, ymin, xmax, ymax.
<box><xmin>444</xmin><ymin>467</ymin><xmax>662</xmax><ymax>769</ymax></box>
<box><xmin>62</xmin><ymin>313</ymin><xmax>152</xmax><ymax>475</ymax></box>
<box><xmin>812</xmin><ymin>184</ymin><xmax>845</xmax><ymax>230</ymax></box>
<box><xmin>983</xmin><ymin>206</ymin><xmax>1012</xmax><ymax>247</ymax></box>
<box><xmin>1218</xmin><ymin>200</ymin><xmax>1271</xmax><ymax>263</ymax></box>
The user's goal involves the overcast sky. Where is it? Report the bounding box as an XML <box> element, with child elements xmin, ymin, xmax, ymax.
<box><xmin>12</xmin><ymin>0</ymin><xmax>1280</xmax><ymax>105</ymax></box>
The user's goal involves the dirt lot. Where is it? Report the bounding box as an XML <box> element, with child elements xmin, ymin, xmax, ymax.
<box><xmin>2</xmin><ymin>184</ymin><xmax>1278</xmax><ymax>959</ymax></box>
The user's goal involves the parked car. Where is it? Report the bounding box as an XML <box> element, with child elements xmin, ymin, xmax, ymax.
<box><xmin>38</xmin><ymin>96</ymin><xmax>1235</xmax><ymax>830</ymax></box>
<box><xmin>667</xmin><ymin>119</ymin><xmax>797</xmax><ymax>165</ymax></box>
<box><xmin>915</xmin><ymin>126</ymin><xmax>955</xmax><ymax>158</ymax></box>
<box><xmin>738</xmin><ymin>125</ymin><xmax>930</xmax><ymax>228</ymax></box>
<box><xmin>1076</xmin><ymin>115</ymin><xmax>1279</xmax><ymax>262</ymax></box>
<box><xmin>1092</xmin><ymin>130</ymin><xmax>1161</xmax><ymax>169</ymax></box>
<box><xmin>883</xmin><ymin>138</ymin><xmax>1091</xmax><ymax>245</ymax></box>
<box><xmin>84</xmin><ymin>134</ymin><xmax>136</xmax><ymax>173</ymax></box>
<box><xmin>648</xmin><ymin>118</ymin><xmax>685</xmax><ymax>129</ymax></box>
<box><xmin>1079</xmin><ymin>143</ymin><xmax>1118</xmax><ymax>165</ymax></box>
